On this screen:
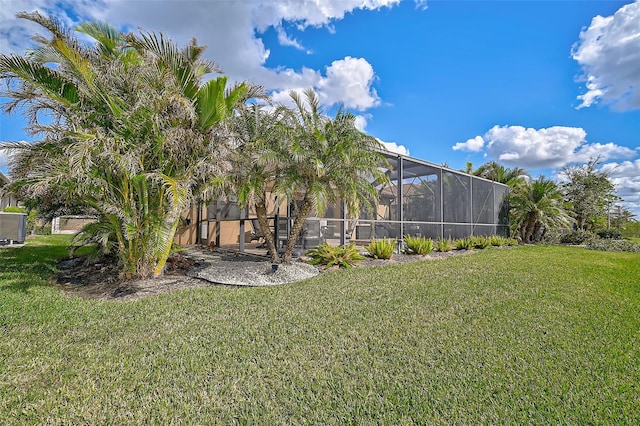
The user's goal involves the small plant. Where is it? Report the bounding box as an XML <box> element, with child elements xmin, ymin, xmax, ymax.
<box><xmin>366</xmin><ymin>238</ymin><xmax>395</xmax><ymax>260</ymax></box>
<box><xmin>454</xmin><ymin>238</ymin><xmax>474</xmax><ymax>250</ymax></box>
<box><xmin>489</xmin><ymin>235</ymin><xmax>505</xmax><ymax>247</ymax></box>
<box><xmin>470</xmin><ymin>236</ymin><xmax>490</xmax><ymax>249</ymax></box>
<box><xmin>505</xmin><ymin>237</ymin><xmax>519</xmax><ymax>246</ymax></box>
<box><xmin>306</xmin><ymin>243</ymin><xmax>365</xmax><ymax>268</ymax></box>
<box><xmin>435</xmin><ymin>238</ymin><xmax>452</xmax><ymax>252</ymax></box>
<box><xmin>404</xmin><ymin>235</ymin><xmax>434</xmax><ymax>255</ymax></box>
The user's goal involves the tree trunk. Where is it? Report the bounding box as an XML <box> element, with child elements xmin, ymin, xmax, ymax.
<box><xmin>283</xmin><ymin>193</ymin><xmax>314</xmax><ymax>263</ymax></box>
<box><xmin>255</xmin><ymin>201</ymin><xmax>279</xmax><ymax>263</ymax></box>
<box><xmin>524</xmin><ymin>211</ymin><xmax>537</xmax><ymax>243</ymax></box>
<box><xmin>532</xmin><ymin>222</ymin><xmax>542</xmax><ymax>243</ymax></box>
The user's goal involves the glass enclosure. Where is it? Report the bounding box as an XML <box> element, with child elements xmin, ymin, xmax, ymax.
<box><xmin>198</xmin><ymin>151</ymin><xmax>510</xmax><ymax>252</ymax></box>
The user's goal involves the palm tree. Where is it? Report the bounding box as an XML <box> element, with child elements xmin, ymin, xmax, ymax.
<box><xmin>474</xmin><ymin>161</ymin><xmax>528</xmax><ymax>186</ymax></box>
<box><xmin>1</xmin><ymin>12</ymin><xmax>246</xmax><ymax>278</ymax></box>
<box><xmin>230</xmin><ymin>103</ymin><xmax>286</xmax><ymax>262</ymax></box>
<box><xmin>274</xmin><ymin>89</ymin><xmax>390</xmax><ymax>262</ymax></box>
<box><xmin>509</xmin><ymin>176</ymin><xmax>571</xmax><ymax>243</ymax></box>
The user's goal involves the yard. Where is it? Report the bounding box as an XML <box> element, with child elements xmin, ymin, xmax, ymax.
<box><xmin>1</xmin><ymin>235</ymin><xmax>639</xmax><ymax>423</ymax></box>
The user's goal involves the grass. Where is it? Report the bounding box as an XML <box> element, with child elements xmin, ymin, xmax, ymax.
<box><xmin>1</xmin><ymin>236</ymin><xmax>639</xmax><ymax>424</ymax></box>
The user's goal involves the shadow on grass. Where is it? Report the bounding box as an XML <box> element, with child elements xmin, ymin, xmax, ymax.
<box><xmin>0</xmin><ymin>236</ymin><xmax>71</xmax><ymax>293</ymax></box>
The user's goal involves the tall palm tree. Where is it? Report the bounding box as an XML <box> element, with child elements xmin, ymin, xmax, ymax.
<box><xmin>274</xmin><ymin>89</ymin><xmax>390</xmax><ymax>262</ymax></box>
<box><xmin>509</xmin><ymin>176</ymin><xmax>571</xmax><ymax>243</ymax></box>
<box><xmin>1</xmin><ymin>12</ymin><xmax>246</xmax><ymax>278</ymax></box>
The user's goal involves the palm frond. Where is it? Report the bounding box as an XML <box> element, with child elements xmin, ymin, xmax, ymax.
<box><xmin>0</xmin><ymin>54</ymin><xmax>80</xmax><ymax>105</ymax></box>
<box><xmin>75</xmin><ymin>21</ymin><xmax>124</xmax><ymax>57</ymax></box>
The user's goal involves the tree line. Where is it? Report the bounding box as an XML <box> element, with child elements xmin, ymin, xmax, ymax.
<box><xmin>467</xmin><ymin>159</ymin><xmax>635</xmax><ymax>243</ymax></box>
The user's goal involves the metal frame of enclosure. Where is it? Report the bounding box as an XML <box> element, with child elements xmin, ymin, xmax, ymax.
<box><xmin>180</xmin><ymin>152</ymin><xmax>509</xmax><ymax>254</ymax></box>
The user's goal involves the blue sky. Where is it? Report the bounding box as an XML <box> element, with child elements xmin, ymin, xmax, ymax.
<box><xmin>1</xmin><ymin>0</ymin><xmax>639</xmax><ymax>213</ymax></box>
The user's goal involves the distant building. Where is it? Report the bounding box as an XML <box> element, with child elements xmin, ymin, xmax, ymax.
<box><xmin>0</xmin><ymin>172</ymin><xmax>20</xmax><ymax>210</ymax></box>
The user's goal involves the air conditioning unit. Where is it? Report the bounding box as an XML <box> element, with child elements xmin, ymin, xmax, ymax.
<box><xmin>0</xmin><ymin>212</ymin><xmax>27</xmax><ymax>244</ymax></box>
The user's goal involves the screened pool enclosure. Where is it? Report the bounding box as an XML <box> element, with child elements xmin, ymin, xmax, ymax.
<box><xmin>176</xmin><ymin>152</ymin><xmax>510</xmax><ymax>254</ymax></box>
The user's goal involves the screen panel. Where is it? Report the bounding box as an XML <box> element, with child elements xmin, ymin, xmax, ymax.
<box><xmin>443</xmin><ymin>171</ymin><xmax>471</xmax><ymax>223</ymax></box>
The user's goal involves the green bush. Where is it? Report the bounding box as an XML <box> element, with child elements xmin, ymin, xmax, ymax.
<box><xmin>435</xmin><ymin>238</ymin><xmax>452</xmax><ymax>252</ymax></box>
<box><xmin>35</xmin><ymin>225</ymin><xmax>52</xmax><ymax>235</ymax></box>
<box><xmin>2</xmin><ymin>206</ymin><xmax>27</xmax><ymax>213</ymax></box>
<box><xmin>596</xmin><ymin>229</ymin><xmax>622</xmax><ymax>240</ymax></box>
<box><xmin>454</xmin><ymin>238</ymin><xmax>474</xmax><ymax>250</ymax></box>
<box><xmin>306</xmin><ymin>243</ymin><xmax>365</xmax><ymax>268</ymax></box>
<box><xmin>26</xmin><ymin>210</ymin><xmax>38</xmax><ymax>235</ymax></box>
<box><xmin>403</xmin><ymin>235</ymin><xmax>434</xmax><ymax>255</ymax></box>
<box><xmin>559</xmin><ymin>230</ymin><xmax>594</xmax><ymax>245</ymax></box>
<box><xmin>365</xmin><ymin>238</ymin><xmax>395</xmax><ymax>260</ymax></box>
<box><xmin>586</xmin><ymin>239</ymin><xmax>640</xmax><ymax>253</ymax></box>
<box><xmin>470</xmin><ymin>236</ymin><xmax>490</xmax><ymax>249</ymax></box>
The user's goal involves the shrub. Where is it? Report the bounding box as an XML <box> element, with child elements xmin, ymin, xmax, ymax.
<box><xmin>35</xmin><ymin>225</ymin><xmax>52</xmax><ymax>235</ymax></box>
<box><xmin>2</xmin><ymin>206</ymin><xmax>27</xmax><ymax>213</ymax></box>
<box><xmin>586</xmin><ymin>239</ymin><xmax>640</xmax><ymax>253</ymax></box>
<box><xmin>489</xmin><ymin>235</ymin><xmax>505</xmax><ymax>247</ymax></box>
<box><xmin>404</xmin><ymin>235</ymin><xmax>434</xmax><ymax>255</ymax></box>
<box><xmin>435</xmin><ymin>238</ymin><xmax>452</xmax><ymax>252</ymax></box>
<box><xmin>366</xmin><ymin>238</ymin><xmax>395</xmax><ymax>260</ymax></box>
<box><xmin>505</xmin><ymin>237</ymin><xmax>519</xmax><ymax>246</ymax></box>
<box><xmin>596</xmin><ymin>229</ymin><xmax>622</xmax><ymax>240</ymax></box>
<box><xmin>470</xmin><ymin>236</ymin><xmax>490</xmax><ymax>249</ymax></box>
<box><xmin>559</xmin><ymin>230</ymin><xmax>594</xmax><ymax>245</ymax></box>
<box><xmin>26</xmin><ymin>210</ymin><xmax>38</xmax><ymax>235</ymax></box>
<box><xmin>306</xmin><ymin>243</ymin><xmax>365</xmax><ymax>268</ymax></box>
<box><xmin>454</xmin><ymin>238</ymin><xmax>474</xmax><ymax>250</ymax></box>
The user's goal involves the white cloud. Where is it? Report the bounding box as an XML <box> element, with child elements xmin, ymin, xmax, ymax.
<box><xmin>354</xmin><ymin>115</ymin><xmax>368</xmax><ymax>132</ymax></box>
<box><xmin>460</xmin><ymin>125</ymin><xmax>636</xmax><ymax>169</ymax></box>
<box><xmin>270</xmin><ymin>87</ymin><xmax>308</xmax><ymax>108</ymax></box>
<box><xmin>1</xmin><ymin>0</ymin><xmax>387</xmax><ymax>112</ymax></box>
<box><xmin>0</xmin><ymin>0</ymin><xmax>104</xmax><ymax>53</ymax></box>
<box><xmin>268</xmin><ymin>57</ymin><xmax>379</xmax><ymax>110</ymax></box>
<box><xmin>452</xmin><ymin>136</ymin><xmax>484</xmax><ymax>152</ymax></box>
<box><xmin>317</xmin><ymin>57</ymin><xmax>380</xmax><ymax>110</ymax></box>
<box><xmin>275</xmin><ymin>26</ymin><xmax>308</xmax><ymax>52</ymax></box>
<box><xmin>601</xmin><ymin>159</ymin><xmax>640</xmax><ymax>215</ymax></box>
<box><xmin>572</xmin><ymin>0</ymin><xmax>640</xmax><ymax>110</ymax></box>
<box><xmin>573</xmin><ymin>142</ymin><xmax>637</xmax><ymax>163</ymax></box>
<box><xmin>378</xmin><ymin>140</ymin><xmax>410</xmax><ymax>156</ymax></box>
<box><xmin>486</xmin><ymin>125</ymin><xmax>588</xmax><ymax>168</ymax></box>
<box><xmin>95</xmin><ymin>1</ymin><xmax>391</xmax><ymax>100</ymax></box>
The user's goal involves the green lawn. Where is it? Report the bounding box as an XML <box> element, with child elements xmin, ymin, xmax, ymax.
<box><xmin>1</xmin><ymin>236</ymin><xmax>639</xmax><ymax>424</ymax></box>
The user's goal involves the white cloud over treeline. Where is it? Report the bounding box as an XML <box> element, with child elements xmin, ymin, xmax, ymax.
<box><xmin>453</xmin><ymin>125</ymin><xmax>640</xmax><ymax>215</ymax></box>
<box><xmin>602</xmin><ymin>159</ymin><xmax>640</xmax><ymax>215</ymax></box>
<box><xmin>453</xmin><ymin>125</ymin><xmax>636</xmax><ymax>169</ymax></box>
